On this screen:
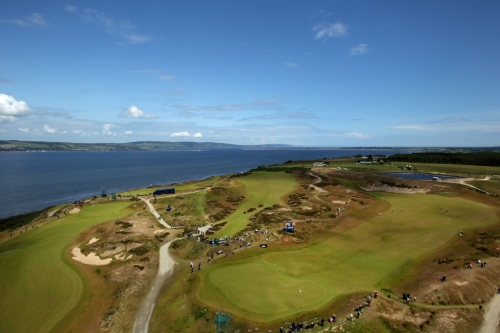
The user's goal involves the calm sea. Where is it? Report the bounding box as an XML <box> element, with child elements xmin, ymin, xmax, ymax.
<box><xmin>0</xmin><ymin>149</ymin><xmax>406</xmax><ymax>219</ymax></box>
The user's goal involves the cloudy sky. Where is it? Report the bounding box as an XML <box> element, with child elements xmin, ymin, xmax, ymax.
<box><xmin>1</xmin><ymin>0</ymin><xmax>499</xmax><ymax>146</ymax></box>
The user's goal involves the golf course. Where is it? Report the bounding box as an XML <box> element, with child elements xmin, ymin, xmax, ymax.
<box><xmin>214</xmin><ymin>172</ymin><xmax>298</xmax><ymax>237</ymax></box>
<box><xmin>196</xmin><ymin>193</ymin><xmax>498</xmax><ymax>322</ymax></box>
<box><xmin>0</xmin><ymin>202</ymin><xmax>134</xmax><ymax>333</ymax></box>
<box><xmin>2</xmin><ymin>156</ymin><xmax>500</xmax><ymax>333</ymax></box>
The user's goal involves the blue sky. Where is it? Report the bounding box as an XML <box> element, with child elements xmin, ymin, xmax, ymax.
<box><xmin>1</xmin><ymin>0</ymin><xmax>499</xmax><ymax>147</ymax></box>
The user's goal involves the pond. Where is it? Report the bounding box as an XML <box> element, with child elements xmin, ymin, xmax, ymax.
<box><xmin>379</xmin><ymin>172</ymin><xmax>462</xmax><ymax>181</ymax></box>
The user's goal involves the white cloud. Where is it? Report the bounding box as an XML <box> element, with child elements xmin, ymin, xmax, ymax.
<box><xmin>27</xmin><ymin>13</ymin><xmax>47</xmax><ymax>26</ymax></box>
<box><xmin>170</xmin><ymin>131</ymin><xmax>190</xmax><ymax>137</ymax></box>
<box><xmin>313</xmin><ymin>22</ymin><xmax>346</xmax><ymax>40</ymax></box>
<box><xmin>0</xmin><ymin>94</ymin><xmax>32</xmax><ymax>118</ymax></box>
<box><xmin>65</xmin><ymin>6</ymin><xmax>151</xmax><ymax>44</ymax></box>
<box><xmin>103</xmin><ymin>124</ymin><xmax>116</xmax><ymax>136</ymax></box>
<box><xmin>64</xmin><ymin>5</ymin><xmax>78</xmax><ymax>14</ymax></box>
<box><xmin>43</xmin><ymin>125</ymin><xmax>56</xmax><ymax>134</ymax></box>
<box><xmin>0</xmin><ymin>13</ymin><xmax>47</xmax><ymax>27</ymax></box>
<box><xmin>18</xmin><ymin>127</ymin><xmax>30</xmax><ymax>132</ymax></box>
<box><xmin>285</xmin><ymin>62</ymin><xmax>298</xmax><ymax>68</ymax></box>
<box><xmin>172</xmin><ymin>98</ymin><xmax>284</xmax><ymax>113</ymax></box>
<box><xmin>124</xmin><ymin>130</ymin><xmax>133</xmax><ymax>135</ymax></box>
<box><xmin>125</xmin><ymin>33</ymin><xmax>151</xmax><ymax>44</ymax></box>
<box><xmin>72</xmin><ymin>129</ymin><xmax>83</xmax><ymax>134</ymax></box>
<box><xmin>121</xmin><ymin>106</ymin><xmax>157</xmax><ymax>119</ymax></box>
<box><xmin>159</xmin><ymin>75</ymin><xmax>175</xmax><ymax>81</ymax></box>
<box><xmin>331</xmin><ymin>131</ymin><xmax>369</xmax><ymax>139</ymax></box>
<box><xmin>193</xmin><ymin>132</ymin><xmax>202</xmax><ymax>138</ymax></box>
<box><xmin>389</xmin><ymin>125</ymin><xmax>427</xmax><ymax>130</ymax></box>
<box><xmin>350</xmin><ymin>43</ymin><xmax>368</xmax><ymax>55</ymax></box>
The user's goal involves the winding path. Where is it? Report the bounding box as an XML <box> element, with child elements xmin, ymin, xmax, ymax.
<box><xmin>134</xmin><ymin>189</ymin><xmax>211</xmax><ymax>333</ymax></box>
<box><xmin>477</xmin><ymin>294</ymin><xmax>500</xmax><ymax>333</ymax></box>
<box><xmin>140</xmin><ymin>189</ymin><xmax>208</xmax><ymax>229</ymax></box>
<box><xmin>441</xmin><ymin>177</ymin><xmax>495</xmax><ymax>196</ymax></box>
<box><xmin>133</xmin><ymin>239</ymin><xmax>180</xmax><ymax>333</ymax></box>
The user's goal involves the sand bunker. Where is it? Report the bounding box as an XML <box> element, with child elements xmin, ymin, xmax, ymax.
<box><xmin>115</xmin><ymin>253</ymin><xmax>133</xmax><ymax>261</ymax></box>
<box><xmin>71</xmin><ymin>247</ymin><xmax>112</xmax><ymax>266</ymax></box>
<box><xmin>69</xmin><ymin>207</ymin><xmax>81</xmax><ymax>214</ymax></box>
<box><xmin>86</xmin><ymin>237</ymin><xmax>99</xmax><ymax>245</ymax></box>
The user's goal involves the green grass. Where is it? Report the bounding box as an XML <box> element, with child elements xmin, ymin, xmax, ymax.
<box><xmin>467</xmin><ymin>180</ymin><xmax>500</xmax><ymax>196</ymax></box>
<box><xmin>0</xmin><ymin>202</ymin><xmax>134</xmax><ymax>333</ymax></box>
<box><xmin>214</xmin><ymin>172</ymin><xmax>298</xmax><ymax>237</ymax></box>
<box><xmin>197</xmin><ymin>194</ymin><xmax>498</xmax><ymax>322</ymax></box>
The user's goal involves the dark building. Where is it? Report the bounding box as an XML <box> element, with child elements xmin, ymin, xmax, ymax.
<box><xmin>153</xmin><ymin>188</ymin><xmax>175</xmax><ymax>196</ymax></box>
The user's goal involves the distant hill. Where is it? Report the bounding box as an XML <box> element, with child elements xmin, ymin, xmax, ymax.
<box><xmin>0</xmin><ymin>140</ymin><xmax>293</xmax><ymax>152</ymax></box>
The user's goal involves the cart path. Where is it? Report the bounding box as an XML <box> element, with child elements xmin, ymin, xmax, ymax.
<box><xmin>477</xmin><ymin>294</ymin><xmax>500</xmax><ymax>333</ymax></box>
<box><xmin>133</xmin><ymin>238</ymin><xmax>180</xmax><ymax>333</ymax></box>
<box><xmin>134</xmin><ymin>188</ymin><xmax>212</xmax><ymax>333</ymax></box>
<box><xmin>441</xmin><ymin>177</ymin><xmax>495</xmax><ymax>196</ymax></box>
<box><xmin>140</xmin><ymin>189</ymin><xmax>208</xmax><ymax>229</ymax></box>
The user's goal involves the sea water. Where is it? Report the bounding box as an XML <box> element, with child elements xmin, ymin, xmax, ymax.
<box><xmin>0</xmin><ymin>149</ymin><xmax>406</xmax><ymax>219</ymax></box>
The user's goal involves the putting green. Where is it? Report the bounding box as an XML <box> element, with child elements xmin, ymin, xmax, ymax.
<box><xmin>0</xmin><ymin>202</ymin><xmax>134</xmax><ymax>333</ymax></box>
<box><xmin>214</xmin><ymin>172</ymin><xmax>297</xmax><ymax>237</ymax></box>
<box><xmin>197</xmin><ymin>194</ymin><xmax>498</xmax><ymax>322</ymax></box>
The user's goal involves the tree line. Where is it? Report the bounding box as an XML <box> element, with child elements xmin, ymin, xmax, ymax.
<box><xmin>388</xmin><ymin>152</ymin><xmax>500</xmax><ymax>166</ymax></box>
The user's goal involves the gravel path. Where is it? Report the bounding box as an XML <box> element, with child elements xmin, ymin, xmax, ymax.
<box><xmin>134</xmin><ymin>188</ymin><xmax>211</xmax><ymax>333</ymax></box>
<box><xmin>133</xmin><ymin>239</ymin><xmax>179</xmax><ymax>333</ymax></box>
<box><xmin>477</xmin><ymin>294</ymin><xmax>500</xmax><ymax>333</ymax></box>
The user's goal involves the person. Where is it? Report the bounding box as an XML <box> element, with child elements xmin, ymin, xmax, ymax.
<box><xmin>413</xmin><ymin>296</ymin><xmax>417</xmax><ymax>302</ymax></box>
<box><xmin>441</xmin><ymin>275</ymin><xmax>447</xmax><ymax>282</ymax></box>
<box><xmin>198</xmin><ymin>262</ymin><xmax>201</xmax><ymax>271</ymax></box>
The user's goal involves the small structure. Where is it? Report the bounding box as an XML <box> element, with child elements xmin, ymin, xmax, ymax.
<box><xmin>101</xmin><ymin>190</ymin><xmax>107</xmax><ymax>198</ymax></box>
<box><xmin>359</xmin><ymin>161</ymin><xmax>372</xmax><ymax>165</ymax></box>
<box><xmin>313</xmin><ymin>162</ymin><xmax>326</xmax><ymax>167</ymax></box>
<box><xmin>432</xmin><ymin>176</ymin><xmax>441</xmax><ymax>181</ymax></box>
<box><xmin>282</xmin><ymin>221</ymin><xmax>294</xmax><ymax>233</ymax></box>
<box><xmin>153</xmin><ymin>187</ymin><xmax>175</xmax><ymax>196</ymax></box>
<box><xmin>213</xmin><ymin>309</ymin><xmax>231</xmax><ymax>333</ymax></box>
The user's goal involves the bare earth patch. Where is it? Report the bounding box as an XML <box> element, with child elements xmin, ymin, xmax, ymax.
<box><xmin>71</xmin><ymin>247</ymin><xmax>112</xmax><ymax>265</ymax></box>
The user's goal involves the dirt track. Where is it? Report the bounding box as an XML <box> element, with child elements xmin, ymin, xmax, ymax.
<box><xmin>477</xmin><ymin>294</ymin><xmax>500</xmax><ymax>333</ymax></box>
<box><xmin>133</xmin><ymin>239</ymin><xmax>179</xmax><ymax>333</ymax></box>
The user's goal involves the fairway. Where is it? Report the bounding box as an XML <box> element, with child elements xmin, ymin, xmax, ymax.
<box><xmin>197</xmin><ymin>194</ymin><xmax>499</xmax><ymax>322</ymax></box>
<box><xmin>0</xmin><ymin>202</ymin><xmax>134</xmax><ymax>333</ymax></box>
<box><xmin>214</xmin><ymin>172</ymin><xmax>297</xmax><ymax>237</ymax></box>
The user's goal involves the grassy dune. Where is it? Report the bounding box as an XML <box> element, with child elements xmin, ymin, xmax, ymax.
<box><xmin>197</xmin><ymin>194</ymin><xmax>498</xmax><ymax>322</ymax></box>
<box><xmin>0</xmin><ymin>202</ymin><xmax>134</xmax><ymax>333</ymax></box>
<box><xmin>214</xmin><ymin>172</ymin><xmax>297</xmax><ymax>237</ymax></box>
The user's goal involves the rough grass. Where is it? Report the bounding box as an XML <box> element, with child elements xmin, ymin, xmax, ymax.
<box><xmin>0</xmin><ymin>202</ymin><xmax>134</xmax><ymax>333</ymax></box>
<box><xmin>213</xmin><ymin>172</ymin><xmax>298</xmax><ymax>237</ymax></box>
<box><xmin>197</xmin><ymin>194</ymin><xmax>498</xmax><ymax>323</ymax></box>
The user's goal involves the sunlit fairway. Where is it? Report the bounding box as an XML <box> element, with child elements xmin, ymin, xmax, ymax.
<box><xmin>0</xmin><ymin>202</ymin><xmax>134</xmax><ymax>333</ymax></box>
<box><xmin>214</xmin><ymin>172</ymin><xmax>297</xmax><ymax>237</ymax></box>
<box><xmin>197</xmin><ymin>193</ymin><xmax>498</xmax><ymax>322</ymax></box>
